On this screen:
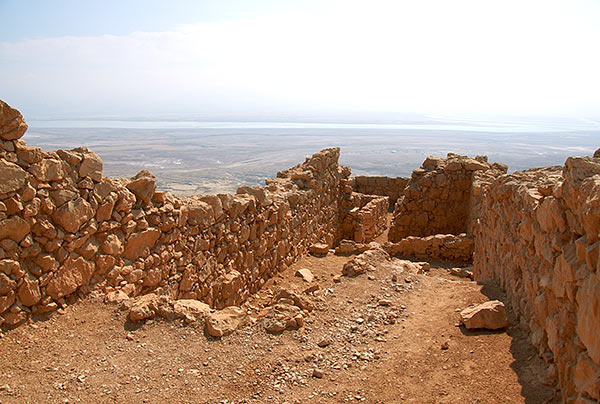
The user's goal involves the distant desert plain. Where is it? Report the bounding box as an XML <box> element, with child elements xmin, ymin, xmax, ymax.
<box><xmin>25</xmin><ymin>118</ymin><xmax>600</xmax><ymax>195</ymax></box>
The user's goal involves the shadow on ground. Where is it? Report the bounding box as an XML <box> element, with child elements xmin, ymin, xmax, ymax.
<box><xmin>478</xmin><ymin>280</ymin><xmax>561</xmax><ymax>404</ymax></box>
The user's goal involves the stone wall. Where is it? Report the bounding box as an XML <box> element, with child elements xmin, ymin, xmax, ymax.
<box><xmin>473</xmin><ymin>158</ymin><xmax>600</xmax><ymax>403</ymax></box>
<box><xmin>352</xmin><ymin>176</ymin><xmax>408</xmax><ymax>207</ymax></box>
<box><xmin>389</xmin><ymin>153</ymin><xmax>506</xmax><ymax>242</ymax></box>
<box><xmin>0</xmin><ymin>100</ymin><xmax>349</xmax><ymax>328</ymax></box>
<box><xmin>383</xmin><ymin>234</ymin><xmax>474</xmax><ymax>263</ymax></box>
<box><xmin>339</xmin><ymin>192</ymin><xmax>389</xmax><ymax>243</ymax></box>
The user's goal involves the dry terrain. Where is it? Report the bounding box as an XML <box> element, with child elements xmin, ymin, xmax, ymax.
<box><xmin>25</xmin><ymin>126</ymin><xmax>600</xmax><ymax>195</ymax></box>
<box><xmin>0</xmin><ymin>239</ymin><xmax>558</xmax><ymax>404</ymax></box>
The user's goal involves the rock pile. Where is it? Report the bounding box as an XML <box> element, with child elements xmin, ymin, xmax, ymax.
<box><xmin>342</xmin><ymin>247</ymin><xmax>390</xmax><ymax>277</ymax></box>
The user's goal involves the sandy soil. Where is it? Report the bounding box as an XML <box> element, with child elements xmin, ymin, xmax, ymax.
<box><xmin>0</xmin><ymin>244</ymin><xmax>559</xmax><ymax>404</ymax></box>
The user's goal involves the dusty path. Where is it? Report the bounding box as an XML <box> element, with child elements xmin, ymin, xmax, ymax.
<box><xmin>0</xmin><ymin>251</ymin><xmax>558</xmax><ymax>404</ymax></box>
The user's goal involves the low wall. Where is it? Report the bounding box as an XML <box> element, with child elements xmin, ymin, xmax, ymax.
<box><xmin>0</xmin><ymin>100</ymin><xmax>349</xmax><ymax>327</ymax></box>
<box><xmin>340</xmin><ymin>192</ymin><xmax>389</xmax><ymax>243</ymax></box>
<box><xmin>383</xmin><ymin>234</ymin><xmax>473</xmax><ymax>263</ymax></box>
<box><xmin>388</xmin><ymin>153</ymin><xmax>506</xmax><ymax>242</ymax></box>
<box><xmin>473</xmin><ymin>158</ymin><xmax>600</xmax><ymax>403</ymax></box>
<box><xmin>352</xmin><ymin>176</ymin><xmax>408</xmax><ymax>207</ymax></box>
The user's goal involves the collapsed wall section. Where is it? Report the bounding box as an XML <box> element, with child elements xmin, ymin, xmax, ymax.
<box><xmin>0</xmin><ymin>100</ymin><xmax>349</xmax><ymax>328</ymax></box>
<box><xmin>473</xmin><ymin>158</ymin><xmax>600</xmax><ymax>403</ymax></box>
<box><xmin>388</xmin><ymin>153</ymin><xmax>506</xmax><ymax>242</ymax></box>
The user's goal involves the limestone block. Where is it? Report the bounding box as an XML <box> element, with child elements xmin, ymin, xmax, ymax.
<box><xmin>0</xmin><ymin>160</ymin><xmax>28</xmax><ymax>194</ymax></box>
<box><xmin>122</xmin><ymin>228</ymin><xmax>160</xmax><ymax>260</ymax></box>
<box><xmin>0</xmin><ymin>100</ymin><xmax>28</xmax><ymax>141</ymax></box>
<box><xmin>460</xmin><ymin>300</ymin><xmax>509</xmax><ymax>330</ymax></box>
<box><xmin>29</xmin><ymin>159</ymin><xmax>65</xmax><ymax>182</ymax></box>
<box><xmin>206</xmin><ymin>306</ymin><xmax>247</xmax><ymax>337</ymax></box>
<box><xmin>342</xmin><ymin>248</ymin><xmax>390</xmax><ymax>277</ymax></box>
<box><xmin>129</xmin><ymin>293</ymin><xmax>159</xmax><ymax>322</ymax></box>
<box><xmin>46</xmin><ymin>255</ymin><xmax>94</xmax><ymax>300</ymax></box>
<box><xmin>78</xmin><ymin>150</ymin><xmax>103</xmax><ymax>181</ymax></box>
<box><xmin>0</xmin><ymin>216</ymin><xmax>30</xmax><ymax>242</ymax></box>
<box><xmin>17</xmin><ymin>276</ymin><xmax>41</xmax><ymax>306</ymax></box>
<box><xmin>309</xmin><ymin>243</ymin><xmax>329</xmax><ymax>255</ymax></box>
<box><xmin>576</xmin><ymin>271</ymin><xmax>600</xmax><ymax>364</ymax></box>
<box><xmin>126</xmin><ymin>170</ymin><xmax>156</xmax><ymax>204</ymax></box>
<box><xmin>173</xmin><ymin>299</ymin><xmax>211</xmax><ymax>323</ymax></box>
<box><xmin>52</xmin><ymin>197</ymin><xmax>94</xmax><ymax>233</ymax></box>
<box><xmin>295</xmin><ymin>268</ymin><xmax>314</xmax><ymax>283</ymax></box>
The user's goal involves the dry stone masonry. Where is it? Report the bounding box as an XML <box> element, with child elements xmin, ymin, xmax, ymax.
<box><xmin>0</xmin><ymin>99</ymin><xmax>598</xmax><ymax>403</ymax></box>
<box><xmin>388</xmin><ymin>153</ymin><xmax>507</xmax><ymax>241</ymax></box>
<box><xmin>339</xmin><ymin>191</ymin><xmax>389</xmax><ymax>243</ymax></box>
<box><xmin>352</xmin><ymin>176</ymin><xmax>408</xmax><ymax>207</ymax></box>
<box><xmin>474</xmin><ymin>159</ymin><xmax>600</xmax><ymax>403</ymax></box>
<box><xmin>0</xmin><ymin>100</ymin><xmax>350</xmax><ymax>328</ymax></box>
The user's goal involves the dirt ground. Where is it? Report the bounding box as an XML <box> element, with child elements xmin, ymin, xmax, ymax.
<box><xmin>0</xmin><ymin>232</ymin><xmax>559</xmax><ymax>404</ymax></box>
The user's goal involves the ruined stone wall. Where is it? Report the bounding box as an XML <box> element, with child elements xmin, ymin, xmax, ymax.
<box><xmin>0</xmin><ymin>100</ymin><xmax>349</xmax><ymax>328</ymax></box>
<box><xmin>388</xmin><ymin>153</ymin><xmax>506</xmax><ymax>242</ymax></box>
<box><xmin>474</xmin><ymin>158</ymin><xmax>600</xmax><ymax>403</ymax></box>
<box><xmin>339</xmin><ymin>192</ymin><xmax>389</xmax><ymax>243</ymax></box>
<box><xmin>383</xmin><ymin>234</ymin><xmax>474</xmax><ymax>263</ymax></box>
<box><xmin>352</xmin><ymin>176</ymin><xmax>408</xmax><ymax>207</ymax></box>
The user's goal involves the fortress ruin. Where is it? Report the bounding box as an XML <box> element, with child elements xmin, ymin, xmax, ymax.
<box><xmin>0</xmin><ymin>100</ymin><xmax>598</xmax><ymax>403</ymax></box>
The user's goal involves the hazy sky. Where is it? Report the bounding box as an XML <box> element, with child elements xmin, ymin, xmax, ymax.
<box><xmin>1</xmin><ymin>0</ymin><xmax>599</xmax><ymax>119</ymax></box>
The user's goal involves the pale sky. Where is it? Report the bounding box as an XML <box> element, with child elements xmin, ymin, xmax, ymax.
<box><xmin>1</xmin><ymin>0</ymin><xmax>599</xmax><ymax>119</ymax></box>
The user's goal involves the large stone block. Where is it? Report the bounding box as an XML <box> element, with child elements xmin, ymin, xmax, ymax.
<box><xmin>576</xmin><ymin>271</ymin><xmax>600</xmax><ymax>365</ymax></box>
<box><xmin>46</xmin><ymin>255</ymin><xmax>94</xmax><ymax>300</ymax></box>
<box><xmin>0</xmin><ymin>160</ymin><xmax>28</xmax><ymax>194</ymax></box>
<box><xmin>52</xmin><ymin>197</ymin><xmax>94</xmax><ymax>233</ymax></box>
<box><xmin>0</xmin><ymin>100</ymin><xmax>28</xmax><ymax>141</ymax></box>
<box><xmin>123</xmin><ymin>228</ymin><xmax>161</xmax><ymax>260</ymax></box>
<box><xmin>460</xmin><ymin>300</ymin><xmax>509</xmax><ymax>330</ymax></box>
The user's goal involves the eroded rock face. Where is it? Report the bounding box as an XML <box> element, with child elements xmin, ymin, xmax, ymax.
<box><xmin>460</xmin><ymin>300</ymin><xmax>509</xmax><ymax>330</ymax></box>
